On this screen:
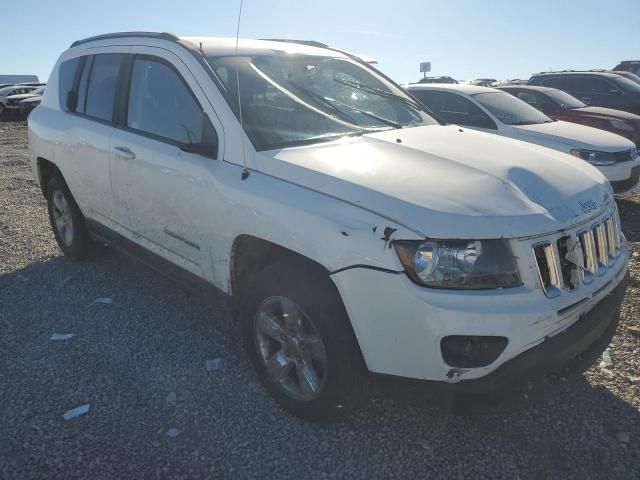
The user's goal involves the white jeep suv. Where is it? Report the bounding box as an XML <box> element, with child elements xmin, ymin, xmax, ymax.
<box><xmin>29</xmin><ymin>32</ymin><xmax>629</xmax><ymax>421</ymax></box>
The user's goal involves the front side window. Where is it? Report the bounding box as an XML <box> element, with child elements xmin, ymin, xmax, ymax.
<box><xmin>126</xmin><ymin>58</ymin><xmax>203</xmax><ymax>145</ymax></box>
<box><xmin>207</xmin><ymin>53</ymin><xmax>436</xmax><ymax>150</ymax></box>
<box><xmin>411</xmin><ymin>90</ymin><xmax>496</xmax><ymax>129</ymax></box>
<box><xmin>58</xmin><ymin>57</ymin><xmax>81</xmax><ymax>111</ymax></box>
<box><xmin>85</xmin><ymin>54</ymin><xmax>124</xmax><ymax>122</ymax></box>
<box><xmin>545</xmin><ymin>89</ymin><xmax>585</xmax><ymax>109</ymax></box>
<box><xmin>472</xmin><ymin>91</ymin><xmax>552</xmax><ymax>125</ymax></box>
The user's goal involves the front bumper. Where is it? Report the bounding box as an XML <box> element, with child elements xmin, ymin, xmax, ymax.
<box><xmin>600</xmin><ymin>160</ymin><xmax>640</xmax><ymax>195</ymax></box>
<box><xmin>331</xmin><ymin>251</ymin><xmax>628</xmax><ymax>383</ymax></box>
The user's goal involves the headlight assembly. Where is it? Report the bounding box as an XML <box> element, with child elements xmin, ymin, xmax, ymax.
<box><xmin>393</xmin><ymin>239</ymin><xmax>521</xmax><ymax>289</ymax></box>
<box><xmin>570</xmin><ymin>149</ymin><xmax>617</xmax><ymax>166</ymax></box>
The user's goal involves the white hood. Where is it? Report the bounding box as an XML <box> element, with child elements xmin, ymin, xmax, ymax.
<box><xmin>254</xmin><ymin>125</ymin><xmax>613</xmax><ymax>239</ymax></box>
<box><xmin>513</xmin><ymin>120</ymin><xmax>635</xmax><ymax>152</ymax></box>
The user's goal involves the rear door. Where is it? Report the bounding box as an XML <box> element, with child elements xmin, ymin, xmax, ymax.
<box><xmin>109</xmin><ymin>50</ymin><xmax>224</xmax><ymax>279</ymax></box>
<box><xmin>54</xmin><ymin>51</ymin><xmax>127</xmax><ymax>223</ymax></box>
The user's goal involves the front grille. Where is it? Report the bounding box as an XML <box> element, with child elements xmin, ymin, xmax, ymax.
<box><xmin>613</xmin><ymin>149</ymin><xmax>638</xmax><ymax>162</ymax></box>
<box><xmin>533</xmin><ymin>208</ymin><xmax>623</xmax><ymax>297</ymax></box>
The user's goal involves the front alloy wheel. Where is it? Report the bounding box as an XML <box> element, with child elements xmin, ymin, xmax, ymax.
<box><xmin>254</xmin><ymin>296</ymin><xmax>328</xmax><ymax>401</ymax></box>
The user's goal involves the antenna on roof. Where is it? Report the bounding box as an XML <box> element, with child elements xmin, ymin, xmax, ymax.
<box><xmin>235</xmin><ymin>0</ymin><xmax>249</xmax><ymax>180</ymax></box>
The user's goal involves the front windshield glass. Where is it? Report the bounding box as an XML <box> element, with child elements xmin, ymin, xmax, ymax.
<box><xmin>613</xmin><ymin>75</ymin><xmax>640</xmax><ymax>91</ymax></box>
<box><xmin>473</xmin><ymin>91</ymin><xmax>552</xmax><ymax>125</ymax></box>
<box><xmin>545</xmin><ymin>89</ymin><xmax>585</xmax><ymax>109</ymax></box>
<box><xmin>207</xmin><ymin>53</ymin><xmax>436</xmax><ymax>150</ymax></box>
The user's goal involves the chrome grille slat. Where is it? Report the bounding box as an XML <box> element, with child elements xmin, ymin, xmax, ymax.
<box><xmin>593</xmin><ymin>223</ymin><xmax>608</xmax><ymax>275</ymax></box>
<box><xmin>533</xmin><ymin>207</ymin><xmax>623</xmax><ymax>297</ymax></box>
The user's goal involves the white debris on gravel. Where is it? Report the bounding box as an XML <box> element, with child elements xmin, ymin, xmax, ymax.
<box><xmin>206</xmin><ymin>357</ymin><xmax>222</xmax><ymax>371</ymax></box>
<box><xmin>94</xmin><ymin>296</ymin><xmax>113</xmax><ymax>304</ymax></box>
<box><xmin>50</xmin><ymin>333</ymin><xmax>75</xmax><ymax>341</ymax></box>
<box><xmin>166</xmin><ymin>428</ymin><xmax>179</xmax><ymax>438</ymax></box>
<box><xmin>62</xmin><ymin>403</ymin><xmax>90</xmax><ymax>420</ymax></box>
<box><xmin>165</xmin><ymin>391</ymin><xmax>177</xmax><ymax>403</ymax></box>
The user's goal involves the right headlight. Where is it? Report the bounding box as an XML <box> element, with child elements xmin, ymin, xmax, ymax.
<box><xmin>393</xmin><ymin>239</ymin><xmax>521</xmax><ymax>290</ymax></box>
<box><xmin>570</xmin><ymin>149</ymin><xmax>617</xmax><ymax>166</ymax></box>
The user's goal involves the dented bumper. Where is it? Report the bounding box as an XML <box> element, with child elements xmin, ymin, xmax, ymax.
<box><xmin>331</xmin><ymin>257</ymin><xmax>629</xmax><ymax>384</ymax></box>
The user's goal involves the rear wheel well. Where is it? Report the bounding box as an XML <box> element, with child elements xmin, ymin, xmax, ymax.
<box><xmin>37</xmin><ymin>157</ymin><xmax>60</xmax><ymax>197</ymax></box>
<box><xmin>231</xmin><ymin>235</ymin><xmax>331</xmax><ymax>301</ymax></box>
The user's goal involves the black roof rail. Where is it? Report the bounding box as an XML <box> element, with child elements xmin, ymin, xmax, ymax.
<box><xmin>70</xmin><ymin>31</ymin><xmax>179</xmax><ymax>48</ymax></box>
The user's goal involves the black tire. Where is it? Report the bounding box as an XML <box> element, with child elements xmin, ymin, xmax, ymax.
<box><xmin>46</xmin><ymin>175</ymin><xmax>92</xmax><ymax>260</ymax></box>
<box><xmin>240</xmin><ymin>259</ymin><xmax>367</xmax><ymax>423</ymax></box>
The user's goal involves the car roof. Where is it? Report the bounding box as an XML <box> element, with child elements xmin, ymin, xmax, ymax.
<box><xmin>498</xmin><ymin>85</ymin><xmax>557</xmax><ymax>93</ymax></box>
<box><xmin>70</xmin><ymin>32</ymin><xmax>347</xmax><ymax>59</ymax></box>
<box><xmin>531</xmin><ymin>71</ymin><xmax>622</xmax><ymax>78</ymax></box>
<box><xmin>405</xmin><ymin>83</ymin><xmax>499</xmax><ymax>95</ymax></box>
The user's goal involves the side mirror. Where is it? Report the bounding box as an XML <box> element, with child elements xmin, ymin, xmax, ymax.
<box><xmin>65</xmin><ymin>90</ymin><xmax>77</xmax><ymax>111</ymax></box>
<box><xmin>179</xmin><ymin>112</ymin><xmax>218</xmax><ymax>159</ymax></box>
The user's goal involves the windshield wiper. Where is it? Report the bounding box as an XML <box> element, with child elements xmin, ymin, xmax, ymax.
<box><xmin>333</xmin><ymin>77</ymin><xmax>424</xmax><ymax>111</ymax></box>
<box><xmin>286</xmin><ymin>80</ymin><xmax>362</xmax><ymax>127</ymax></box>
<box><xmin>325</xmin><ymin>97</ymin><xmax>403</xmax><ymax>129</ymax></box>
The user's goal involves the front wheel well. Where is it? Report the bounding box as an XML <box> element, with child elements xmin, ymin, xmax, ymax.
<box><xmin>36</xmin><ymin>157</ymin><xmax>60</xmax><ymax>198</ymax></box>
<box><xmin>230</xmin><ymin>235</ymin><xmax>331</xmax><ymax>301</ymax></box>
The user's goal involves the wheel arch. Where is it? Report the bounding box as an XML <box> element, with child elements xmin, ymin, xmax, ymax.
<box><xmin>36</xmin><ymin>157</ymin><xmax>62</xmax><ymax>198</ymax></box>
<box><xmin>230</xmin><ymin>234</ymin><xmax>332</xmax><ymax>300</ymax></box>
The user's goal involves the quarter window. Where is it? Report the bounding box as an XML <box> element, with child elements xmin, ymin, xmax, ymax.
<box><xmin>58</xmin><ymin>57</ymin><xmax>81</xmax><ymax>111</ymax></box>
<box><xmin>126</xmin><ymin>58</ymin><xmax>203</xmax><ymax>145</ymax></box>
<box><xmin>85</xmin><ymin>54</ymin><xmax>124</xmax><ymax>122</ymax></box>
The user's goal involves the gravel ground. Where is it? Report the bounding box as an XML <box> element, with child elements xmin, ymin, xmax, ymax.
<box><xmin>1</xmin><ymin>119</ymin><xmax>639</xmax><ymax>479</ymax></box>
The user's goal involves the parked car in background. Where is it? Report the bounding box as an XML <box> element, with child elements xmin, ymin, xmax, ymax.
<box><xmin>611</xmin><ymin>70</ymin><xmax>640</xmax><ymax>85</ymax></box>
<box><xmin>0</xmin><ymin>85</ymin><xmax>38</xmax><ymax>115</ymax></box>
<box><xmin>0</xmin><ymin>74</ymin><xmax>38</xmax><ymax>84</ymax></box>
<box><xmin>5</xmin><ymin>86</ymin><xmax>45</xmax><ymax>116</ymax></box>
<box><xmin>29</xmin><ymin>32</ymin><xmax>629</xmax><ymax>421</ymax></box>
<box><xmin>406</xmin><ymin>84</ymin><xmax>640</xmax><ymax>195</ymax></box>
<box><xmin>20</xmin><ymin>90</ymin><xmax>44</xmax><ymax>117</ymax></box>
<box><xmin>613</xmin><ymin>60</ymin><xmax>640</xmax><ymax>76</ymax></box>
<box><xmin>417</xmin><ymin>75</ymin><xmax>458</xmax><ymax>84</ymax></box>
<box><xmin>498</xmin><ymin>85</ymin><xmax>640</xmax><ymax>148</ymax></box>
<box><xmin>528</xmin><ymin>71</ymin><xmax>640</xmax><ymax>115</ymax></box>
<box><xmin>469</xmin><ymin>78</ymin><xmax>497</xmax><ymax>87</ymax></box>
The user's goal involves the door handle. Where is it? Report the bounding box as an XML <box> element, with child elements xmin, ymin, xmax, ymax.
<box><xmin>113</xmin><ymin>146</ymin><xmax>136</xmax><ymax>160</ymax></box>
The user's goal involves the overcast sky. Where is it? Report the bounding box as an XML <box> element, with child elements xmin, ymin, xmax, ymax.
<box><xmin>3</xmin><ymin>0</ymin><xmax>638</xmax><ymax>84</ymax></box>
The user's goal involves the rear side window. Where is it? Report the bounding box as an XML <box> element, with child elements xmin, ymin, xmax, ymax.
<box><xmin>58</xmin><ymin>57</ymin><xmax>81</xmax><ymax>111</ymax></box>
<box><xmin>126</xmin><ymin>58</ymin><xmax>203</xmax><ymax>145</ymax></box>
<box><xmin>540</xmin><ymin>77</ymin><xmax>572</xmax><ymax>90</ymax></box>
<box><xmin>85</xmin><ymin>54</ymin><xmax>124</xmax><ymax>122</ymax></box>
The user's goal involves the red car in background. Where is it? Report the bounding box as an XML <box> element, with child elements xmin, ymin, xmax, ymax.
<box><xmin>499</xmin><ymin>85</ymin><xmax>640</xmax><ymax>148</ymax></box>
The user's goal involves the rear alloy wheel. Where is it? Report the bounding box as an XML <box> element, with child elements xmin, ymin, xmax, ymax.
<box><xmin>46</xmin><ymin>175</ymin><xmax>93</xmax><ymax>259</ymax></box>
<box><xmin>241</xmin><ymin>260</ymin><xmax>367</xmax><ymax>423</ymax></box>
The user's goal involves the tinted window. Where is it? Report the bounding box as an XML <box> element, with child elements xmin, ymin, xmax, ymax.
<box><xmin>127</xmin><ymin>58</ymin><xmax>203</xmax><ymax>145</ymax></box>
<box><xmin>76</xmin><ymin>56</ymin><xmax>93</xmax><ymax>114</ymax></box>
<box><xmin>577</xmin><ymin>77</ymin><xmax>618</xmax><ymax>92</ymax></box>
<box><xmin>540</xmin><ymin>77</ymin><xmax>572</xmax><ymax>90</ymax></box>
<box><xmin>411</xmin><ymin>90</ymin><xmax>496</xmax><ymax>129</ymax></box>
<box><xmin>514</xmin><ymin>91</ymin><xmax>557</xmax><ymax>112</ymax></box>
<box><xmin>58</xmin><ymin>57</ymin><xmax>81</xmax><ymax>111</ymax></box>
<box><xmin>85</xmin><ymin>54</ymin><xmax>123</xmax><ymax>122</ymax></box>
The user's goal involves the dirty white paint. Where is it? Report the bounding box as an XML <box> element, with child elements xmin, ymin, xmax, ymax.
<box><xmin>29</xmin><ymin>35</ymin><xmax>630</xmax><ymax>383</ymax></box>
